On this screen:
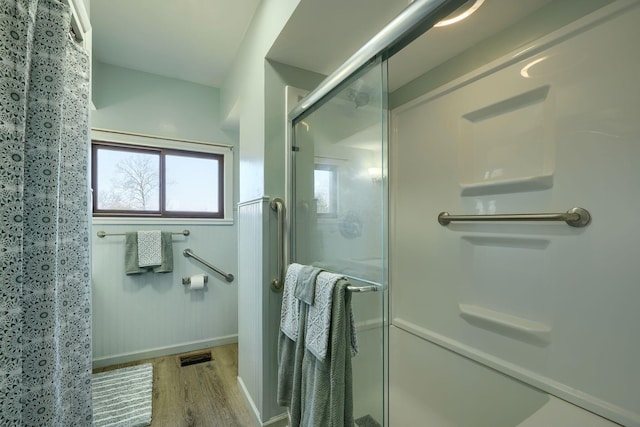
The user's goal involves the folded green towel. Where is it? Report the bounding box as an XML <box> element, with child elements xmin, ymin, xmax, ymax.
<box><xmin>125</xmin><ymin>231</ymin><xmax>173</xmax><ymax>275</ymax></box>
<box><xmin>125</xmin><ymin>232</ymin><xmax>144</xmax><ymax>275</ymax></box>
<box><xmin>153</xmin><ymin>231</ymin><xmax>174</xmax><ymax>273</ymax></box>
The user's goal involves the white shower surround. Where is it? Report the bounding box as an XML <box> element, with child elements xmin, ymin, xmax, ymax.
<box><xmin>391</xmin><ymin>1</ymin><xmax>639</xmax><ymax>426</ymax></box>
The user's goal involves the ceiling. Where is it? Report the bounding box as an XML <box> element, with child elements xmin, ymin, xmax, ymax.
<box><xmin>91</xmin><ymin>0</ymin><xmax>261</xmax><ymax>87</ymax></box>
<box><xmin>269</xmin><ymin>0</ymin><xmax>552</xmax><ymax>147</ymax></box>
<box><xmin>269</xmin><ymin>0</ymin><xmax>553</xmax><ymax>92</ymax></box>
<box><xmin>267</xmin><ymin>0</ymin><xmax>409</xmax><ymax>82</ymax></box>
<box><xmin>92</xmin><ymin>0</ymin><xmax>552</xmax><ymax>91</ymax></box>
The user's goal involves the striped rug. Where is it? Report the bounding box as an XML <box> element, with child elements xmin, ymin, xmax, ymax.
<box><xmin>92</xmin><ymin>363</ymin><xmax>153</xmax><ymax>427</ymax></box>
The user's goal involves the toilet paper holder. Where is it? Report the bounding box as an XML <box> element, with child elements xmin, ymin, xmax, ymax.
<box><xmin>182</xmin><ymin>275</ymin><xmax>209</xmax><ymax>285</ymax></box>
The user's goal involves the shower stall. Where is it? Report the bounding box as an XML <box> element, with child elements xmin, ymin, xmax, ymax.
<box><xmin>288</xmin><ymin>57</ymin><xmax>389</xmax><ymax>424</ymax></box>
<box><xmin>283</xmin><ymin>0</ymin><xmax>640</xmax><ymax>426</ymax></box>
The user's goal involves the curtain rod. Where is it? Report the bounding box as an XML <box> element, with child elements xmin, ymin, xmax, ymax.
<box><xmin>287</xmin><ymin>0</ymin><xmax>466</xmax><ymax>122</ymax></box>
<box><xmin>91</xmin><ymin>128</ymin><xmax>234</xmax><ymax>150</ymax></box>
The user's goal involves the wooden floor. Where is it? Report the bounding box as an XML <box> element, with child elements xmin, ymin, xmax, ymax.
<box><xmin>93</xmin><ymin>343</ymin><xmax>255</xmax><ymax>427</ymax></box>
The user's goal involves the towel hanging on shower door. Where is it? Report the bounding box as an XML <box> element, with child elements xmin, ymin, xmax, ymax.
<box><xmin>277</xmin><ymin>264</ymin><xmax>355</xmax><ymax>427</ymax></box>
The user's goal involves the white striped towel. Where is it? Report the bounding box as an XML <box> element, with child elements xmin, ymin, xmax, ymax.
<box><xmin>137</xmin><ymin>230</ymin><xmax>162</xmax><ymax>267</ymax></box>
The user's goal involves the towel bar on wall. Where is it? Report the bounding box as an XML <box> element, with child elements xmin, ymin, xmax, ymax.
<box><xmin>437</xmin><ymin>207</ymin><xmax>591</xmax><ymax>228</ymax></box>
<box><xmin>96</xmin><ymin>229</ymin><xmax>190</xmax><ymax>238</ymax></box>
<box><xmin>183</xmin><ymin>248</ymin><xmax>234</xmax><ymax>282</ymax></box>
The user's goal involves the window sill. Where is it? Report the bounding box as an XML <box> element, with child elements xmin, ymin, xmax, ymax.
<box><xmin>92</xmin><ymin>217</ymin><xmax>234</xmax><ymax>226</ymax></box>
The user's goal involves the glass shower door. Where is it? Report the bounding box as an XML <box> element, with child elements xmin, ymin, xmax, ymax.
<box><xmin>291</xmin><ymin>58</ymin><xmax>388</xmax><ymax>426</ymax></box>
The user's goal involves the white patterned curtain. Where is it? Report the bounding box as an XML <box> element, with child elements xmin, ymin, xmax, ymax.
<box><xmin>0</xmin><ymin>0</ymin><xmax>92</xmax><ymax>425</ymax></box>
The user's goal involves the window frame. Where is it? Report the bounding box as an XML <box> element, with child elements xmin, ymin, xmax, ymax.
<box><xmin>92</xmin><ymin>142</ymin><xmax>163</xmax><ymax>216</ymax></box>
<box><xmin>91</xmin><ymin>135</ymin><xmax>233</xmax><ymax>222</ymax></box>
<box><xmin>162</xmin><ymin>149</ymin><xmax>223</xmax><ymax>218</ymax></box>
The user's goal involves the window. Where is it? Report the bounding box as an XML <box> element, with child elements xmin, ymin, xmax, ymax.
<box><xmin>314</xmin><ymin>163</ymin><xmax>338</xmax><ymax>217</ymax></box>
<box><xmin>92</xmin><ymin>142</ymin><xmax>224</xmax><ymax>218</ymax></box>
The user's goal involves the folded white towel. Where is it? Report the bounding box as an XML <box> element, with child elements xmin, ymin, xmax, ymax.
<box><xmin>137</xmin><ymin>230</ymin><xmax>162</xmax><ymax>267</ymax></box>
<box><xmin>280</xmin><ymin>263</ymin><xmax>303</xmax><ymax>341</ymax></box>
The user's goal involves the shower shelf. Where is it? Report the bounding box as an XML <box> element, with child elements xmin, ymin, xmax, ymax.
<box><xmin>459</xmin><ymin>304</ymin><xmax>551</xmax><ymax>343</ymax></box>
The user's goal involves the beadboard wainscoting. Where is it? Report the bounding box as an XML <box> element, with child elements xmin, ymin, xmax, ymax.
<box><xmin>237</xmin><ymin>197</ymin><xmax>288</xmax><ymax>427</ymax></box>
<box><xmin>91</xmin><ymin>222</ymin><xmax>238</xmax><ymax>368</ymax></box>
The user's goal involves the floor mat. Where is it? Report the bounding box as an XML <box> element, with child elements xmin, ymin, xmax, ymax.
<box><xmin>92</xmin><ymin>363</ymin><xmax>153</xmax><ymax>427</ymax></box>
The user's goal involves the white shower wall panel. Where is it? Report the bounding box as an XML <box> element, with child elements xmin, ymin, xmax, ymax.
<box><xmin>391</xmin><ymin>3</ymin><xmax>640</xmax><ymax>426</ymax></box>
<box><xmin>389</xmin><ymin>326</ymin><xmax>619</xmax><ymax>427</ymax></box>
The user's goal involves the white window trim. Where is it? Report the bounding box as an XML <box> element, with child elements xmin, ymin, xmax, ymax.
<box><xmin>91</xmin><ymin>128</ymin><xmax>234</xmax><ymax>225</ymax></box>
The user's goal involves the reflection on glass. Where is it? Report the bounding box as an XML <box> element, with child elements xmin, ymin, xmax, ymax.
<box><xmin>165</xmin><ymin>155</ymin><xmax>219</xmax><ymax>212</ymax></box>
<box><xmin>292</xmin><ymin>58</ymin><xmax>388</xmax><ymax>425</ymax></box>
<box><xmin>314</xmin><ymin>164</ymin><xmax>337</xmax><ymax>216</ymax></box>
<box><xmin>294</xmin><ymin>77</ymin><xmax>385</xmax><ymax>282</ymax></box>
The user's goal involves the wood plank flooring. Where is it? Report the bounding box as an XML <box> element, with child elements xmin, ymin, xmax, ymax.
<box><xmin>93</xmin><ymin>343</ymin><xmax>255</xmax><ymax>427</ymax></box>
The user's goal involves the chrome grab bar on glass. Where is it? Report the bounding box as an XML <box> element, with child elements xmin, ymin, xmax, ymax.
<box><xmin>183</xmin><ymin>248</ymin><xmax>234</xmax><ymax>282</ymax></box>
<box><xmin>270</xmin><ymin>198</ymin><xmax>286</xmax><ymax>292</ymax></box>
<box><xmin>438</xmin><ymin>207</ymin><xmax>591</xmax><ymax>228</ymax></box>
<box><xmin>347</xmin><ymin>284</ymin><xmax>380</xmax><ymax>293</ymax></box>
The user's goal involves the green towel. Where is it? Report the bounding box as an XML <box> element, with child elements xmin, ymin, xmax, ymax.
<box><xmin>277</xmin><ymin>279</ymin><xmax>354</xmax><ymax>427</ymax></box>
<box><xmin>153</xmin><ymin>231</ymin><xmax>174</xmax><ymax>273</ymax></box>
<box><xmin>124</xmin><ymin>231</ymin><xmax>173</xmax><ymax>275</ymax></box>
<box><xmin>124</xmin><ymin>232</ymin><xmax>143</xmax><ymax>275</ymax></box>
<box><xmin>294</xmin><ymin>265</ymin><xmax>323</xmax><ymax>305</ymax></box>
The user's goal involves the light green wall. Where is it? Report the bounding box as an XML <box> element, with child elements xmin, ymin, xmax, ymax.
<box><xmin>91</xmin><ymin>61</ymin><xmax>239</xmax><ymax>209</ymax></box>
<box><xmin>220</xmin><ymin>0</ymin><xmax>300</xmax><ymax>202</ymax></box>
<box><xmin>92</xmin><ymin>61</ymin><xmax>237</xmax><ymax>144</ymax></box>
<box><xmin>90</xmin><ymin>62</ymin><xmax>241</xmax><ymax>365</ymax></box>
<box><xmin>264</xmin><ymin>60</ymin><xmax>325</xmax><ymax>199</ymax></box>
<box><xmin>390</xmin><ymin>0</ymin><xmax>614</xmax><ymax>109</ymax></box>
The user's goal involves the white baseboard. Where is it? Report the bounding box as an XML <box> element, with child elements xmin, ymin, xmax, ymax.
<box><xmin>237</xmin><ymin>375</ymin><xmax>261</xmax><ymax>427</ymax></box>
<box><xmin>238</xmin><ymin>376</ymin><xmax>288</xmax><ymax>427</ymax></box>
<box><xmin>264</xmin><ymin>413</ymin><xmax>288</xmax><ymax>427</ymax></box>
<box><xmin>91</xmin><ymin>335</ymin><xmax>238</xmax><ymax>369</ymax></box>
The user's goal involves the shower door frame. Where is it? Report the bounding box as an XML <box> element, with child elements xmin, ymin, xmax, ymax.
<box><xmin>286</xmin><ymin>58</ymin><xmax>390</xmax><ymax>425</ymax></box>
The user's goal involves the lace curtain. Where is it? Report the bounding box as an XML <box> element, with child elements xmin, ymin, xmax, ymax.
<box><xmin>0</xmin><ymin>0</ymin><xmax>92</xmax><ymax>425</ymax></box>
